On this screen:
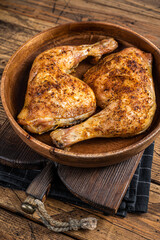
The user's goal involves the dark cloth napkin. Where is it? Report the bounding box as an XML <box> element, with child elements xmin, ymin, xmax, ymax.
<box><xmin>0</xmin><ymin>142</ymin><xmax>154</xmax><ymax>217</ymax></box>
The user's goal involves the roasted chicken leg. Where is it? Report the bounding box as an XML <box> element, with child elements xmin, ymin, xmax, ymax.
<box><xmin>17</xmin><ymin>39</ymin><xmax>118</xmax><ymax>134</ymax></box>
<box><xmin>50</xmin><ymin>47</ymin><xmax>156</xmax><ymax>148</ymax></box>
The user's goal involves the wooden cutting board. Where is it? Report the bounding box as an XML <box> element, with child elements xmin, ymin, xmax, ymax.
<box><xmin>0</xmin><ymin>120</ymin><xmax>142</xmax><ymax>214</ymax></box>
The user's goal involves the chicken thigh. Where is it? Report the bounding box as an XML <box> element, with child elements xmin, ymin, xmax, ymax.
<box><xmin>50</xmin><ymin>47</ymin><xmax>156</xmax><ymax>148</ymax></box>
<box><xmin>17</xmin><ymin>39</ymin><xmax>118</xmax><ymax>134</ymax></box>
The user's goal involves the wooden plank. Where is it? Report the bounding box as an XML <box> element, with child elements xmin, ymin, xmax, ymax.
<box><xmin>0</xmin><ymin>9</ymin><xmax>55</xmax><ymax>58</ymax></box>
<box><xmin>0</xmin><ymin>1</ymin><xmax>159</xmax><ymax>66</ymax></box>
<box><xmin>0</xmin><ymin>119</ymin><xmax>142</xmax><ymax>213</ymax></box>
<box><xmin>58</xmin><ymin>152</ymin><xmax>143</xmax><ymax>214</ymax></box>
<box><xmin>0</xmin><ymin>0</ymin><xmax>73</xmax><ymax>25</ymax></box>
<box><xmin>0</xmin><ymin>105</ymin><xmax>6</xmax><ymax>127</ymax></box>
<box><xmin>0</xmin><ymin>185</ymin><xmax>159</xmax><ymax>240</ymax></box>
<box><xmin>1</xmin><ymin>0</ymin><xmax>160</xmax><ymax>21</ymax></box>
<box><xmin>0</xmin><ymin>120</ymin><xmax>47</xmax><ymax>168</ymax></box>
<box><xmin>152</xmin><ymin>134</ymin><xmax>160</xmax><ymax>184</ymax></box>
<box><xmin>0</xmin><ymin>208</ymin><xmax>74</xmax><ymax>240</ymax></box>
<box><xmin>0</xmin><ymin>0</ymin><xmax>159</xmax><ymax>47</ymax></box>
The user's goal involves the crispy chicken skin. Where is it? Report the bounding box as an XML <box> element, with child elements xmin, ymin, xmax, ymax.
<box><xmin>17</xmin><ymin>39</ymin><xmax>118</xmax><ymax>134</ymax></box>
<box><xmin>50</xmin><ymin>47</ymin><xmax>156</xmax><ymax>148</ymax></box>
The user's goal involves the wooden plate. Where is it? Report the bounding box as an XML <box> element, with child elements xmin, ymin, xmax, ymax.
<box><xmin>1</xmin><ymin>22</ymin><xmax>160</xmax><ymax>167</ymax></box>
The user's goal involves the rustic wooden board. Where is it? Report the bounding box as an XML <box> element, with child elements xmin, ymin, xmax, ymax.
<box><xmin>152</xmin><ymin>134</ymin><xmax>160</xmax><ymax>184</ymax></box>
<box><xmin>58</xmin><ymin>152</ymin><xmax>143</xmax><ymax>214</ymax></box>
<box><xmin>0</xmin><ymin>119</ymin><xmax>142</xmax><ymax>214</ymax></box>
<box><xmin>0</xmin><ymin>208</ymin><xmax>73</xmax><ymax>240</ymax></box>
<box><xmin>0</xmin><ymin>120</ymin><xmax>47</xmax><ymax>168</ymax></box>
<box><xmin>0</xmin><ymin>185</ymin><xmax>159</xmax><ymax>240</ymax></box>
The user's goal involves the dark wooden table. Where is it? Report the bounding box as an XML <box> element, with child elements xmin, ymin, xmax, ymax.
<box><xmin>0</xmin><ymin>1</ymin><xmax>160</xmax><ymax>239</ymax></box>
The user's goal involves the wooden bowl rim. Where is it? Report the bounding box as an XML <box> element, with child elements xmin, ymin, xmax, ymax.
<box><xmin>1</xmin><ymin>21</ymin><xmax>160</xmax><ymax>159</ymax></box>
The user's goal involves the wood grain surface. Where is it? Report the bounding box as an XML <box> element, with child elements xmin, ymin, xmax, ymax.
<box><xmin>0</xmin><ymin>0</ymin><xmax>160</xmax><ymax>239</ymax></box>
<box><xmin>58</xmin><ymin>152</ymin><xmax>143</xmax><ymax>214</ymax></box>
<box><xmin>0</xmin><ymin>185</ymin><xmax>159</xmax><ymax>240</ymax></box>
<box><xmin>0</xmin><ymin>120</ymin><xmax>47</xmax><ymax>168</ymax></box>
<box><xmin>0</xmin><ymin>119</ymin><xmax>143</xmax><ymax>214</ymax></box>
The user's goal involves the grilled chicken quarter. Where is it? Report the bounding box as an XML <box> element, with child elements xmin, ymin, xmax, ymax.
<box><xmin>17</xmin><ymin>39</ymin><xmax>118</xmax><ymax>134</ymax></box>
<box><xmin>51</xmin><ymin>47</ymin><xmax>156</xmax><ymax>148</ymax></box>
